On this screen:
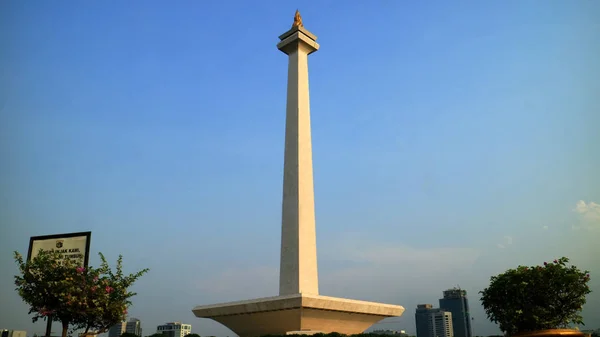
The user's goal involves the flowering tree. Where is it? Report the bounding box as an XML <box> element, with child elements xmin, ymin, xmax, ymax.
<box><xmin>70</xmin><ymin>254</ymin><xmax>148</xmax><ymax>334</ymax></box>
<box><xmin>14</xmin><ymin>250</ymin><xmax>148</xmax><ymax>337</ymax></box>
<box><xmin>479</xmin><ymin>257</ymin><xmax>591</xmax><ymax>336</ymax></box>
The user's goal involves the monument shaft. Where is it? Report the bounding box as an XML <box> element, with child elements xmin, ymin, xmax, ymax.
<box><xmin>278</xmin><ymin>24</ymin><xmax>320</xmax><ymax>296</ymax></box>
<box><xmin>192</xmin><ymin>14</ymin><xmax>405</xmax><ymax>337</ymax></box>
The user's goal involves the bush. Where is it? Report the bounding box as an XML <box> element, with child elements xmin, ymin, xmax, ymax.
<box><xmin>479</xmin><ymin>257</ymin><xmax>591</xmax><ymax>335</ymax></box>
<box><xmin>14</xmin><ymin>250</ymin><xmax>148</xmax><ymax>337</ymax></box>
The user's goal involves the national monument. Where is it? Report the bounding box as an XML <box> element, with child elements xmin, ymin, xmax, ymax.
<box><xmin>192</xmin><ymin>11</ymin><xmax>405</xmax><ymax>336</ymax></box>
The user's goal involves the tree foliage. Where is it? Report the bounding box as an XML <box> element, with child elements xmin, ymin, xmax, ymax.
<box><xmin>14</xmin><ymin>250</ymin><xmax>149</xmax><ymax>337</ymax></box>
<box><xmin>121</xmin><ymin>333</ymin><xmax>141</xmax><ymax>337</ymax></box>
<box><xmin>260</xmin><ymin>332</ymin><xmax>406</xmax><ymax>337</ymax></box>
<box><xmin>14</xmin><ymin>249</ymin><xmax>81</xmax><ymax>333</ymax></box>
<box><xmin>147</xmin><ymin>334</ymin><xmax>166</xmax><ymax>337</ymax></box>
<box><xmin>479</xmin><ymin>257</ymin><xmax>591</xmax><ymax>335</ymax></box>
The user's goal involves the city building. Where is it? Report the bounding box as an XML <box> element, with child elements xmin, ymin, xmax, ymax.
<box><xmin>1</xmin><ymin>331</ymin><xmax>26</xmax><ymax>337</ymax></box>
<box><xmin>126</xmin><ymin>318</ymin><xmax>143</xmax><ymax>336</ymax></box>
<box><xmin>430</xmin><ymin>310</ymin><xmax>454</xmax><ymax>337</ymax></box>
<box><xmin>108</xmin><ymin>318</ymin><xmax>143</xmax><ymax>337</ymax></box>
<box><xmin>108</xmin><ymin>322</ymin><xmax>126</xmax><ymax>337</ymax></box>
<box><xmin>415</xmin><ymin>304</ymin><xmax>433</xmax><ymax>337</ymax></box>
<box><xmin>156</xmin><ymin>322</ymin><xmax>191</xmax><ymax>337</ymax></box>
<box><xmin>439</xmin><ymin>288</ymin><xmax>472</xmax><ymax>337</ymax></box>
<box><xmin>415</xmin><ymin>304</ymin><xmax>454</xmax><ymax>337</ymax></box>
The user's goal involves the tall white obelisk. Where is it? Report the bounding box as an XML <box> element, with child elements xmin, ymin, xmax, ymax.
<box><xmin>277</xmin><ymin>10</ymin><xmax>320</xmax><ymax>296</ymax></box>
<box><xmin>192</xmin><ymin>13</ymin><xmax>404</xmax><ymax>336</ymax></box>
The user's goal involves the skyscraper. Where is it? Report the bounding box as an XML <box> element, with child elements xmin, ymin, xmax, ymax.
<box><xmin>126</xmin><ymin>318</ymin><xmax>142</xmax><ymax>336</ymax></box>
<box><xmin>415</xmin><ymin>304</ymin><xmax>433</xmax><ymax>337</ymax></box>
<box><xmin>415</xmin><ymin>304</ymin><xmax>454</xmax><ymax>337</ymax></box>
<box><xmin>438</xmin><ymin>288</ymin><xmax>472</xmax><ymax>337</ymax></box>
<box><xmin>108</xmin><ymin>322</ymin><xmax>126</xmax><ymax>337</ymax></box>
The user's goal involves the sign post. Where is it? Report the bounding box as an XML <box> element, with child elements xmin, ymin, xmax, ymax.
<box><xmin>27</xmin><ymin>231</ymin><xmax>91</xmax><ymax>337</ymax></box>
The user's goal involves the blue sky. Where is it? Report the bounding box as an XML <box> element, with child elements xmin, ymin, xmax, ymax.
<box><xmin>1</xmin><ymin>1</ymin><xmax>599</xmax><ymax>336</ymax></box>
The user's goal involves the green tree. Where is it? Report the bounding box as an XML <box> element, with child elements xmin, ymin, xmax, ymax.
<box><xmin>147</xmin><ymin>334</ymin><xmax>165</xmax><ymax>337</ymax></box>
<box><xmin>14</xmin><ymin>250</ymin><xmax>81</xmax><ymax>337</ymax></box>
<box><xmin>480</xmin><ymin>257</ymin><xmax>591</xmax><ymax>335</ymax></box>
<box><xmin>14</xmin><ymin>250</ymin><xmax>148</xmax><ymax>337</ymax></box>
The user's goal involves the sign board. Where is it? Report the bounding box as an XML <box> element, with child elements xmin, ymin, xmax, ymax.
<box><xmin>27</xmin><ymin>231</ymin><xmax>92</xmax><ymax>267</ymax></box>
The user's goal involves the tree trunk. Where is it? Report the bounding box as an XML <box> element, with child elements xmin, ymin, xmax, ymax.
<box><xmin>45</xmin><ymin>316</ymin><xmax>53</xmax><ymax>337</ymax></box>
<box><xmin>61</xmin><ymin>321</ymin><xmax>69</xmax><ymax>337</ymax></box>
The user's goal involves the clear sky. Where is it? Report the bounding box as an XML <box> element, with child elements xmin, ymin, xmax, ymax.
<box><xmin>1</xmin><ymin>1</ymin><xmax>599</xmax><ymax>336</ymax></box>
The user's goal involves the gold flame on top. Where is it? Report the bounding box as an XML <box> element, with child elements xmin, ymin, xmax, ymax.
<box><xmin>292</xmin><ymin>10</ymin><xmax>303</xmax><ymax>28</ymax></box>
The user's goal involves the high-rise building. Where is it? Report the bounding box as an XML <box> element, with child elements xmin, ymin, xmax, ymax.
<box><xmin>415</xmin><ymin>304</ymin><xmax>433</xmax><ymax>337</ymax></box>
<box><xmin>108</xmin><ymin>322</ymin><xmax>126</xmax><ymax>337</ymax></box>
<box><xmin>126</xmin><ymin>318</ymin><xmax>142</xmax><ymax>336</ymax></box>
<box><xmin>430</xmin><ymin>310</ymin><xmax>454</xmax><ymax>337</ymax></box>
<box><xmin>156</xmin><ymin>322</ymin><xmax>191</xmax><ymax>337</ymax></box>
<box><xmin>108</xmin><ymin>318</ymin><xmax>143</xmax><ymax>337</ymax></box>
<box><xmin>438</xmin><ymin>288</ymin><xmax>472</xmax><ymax>337</ymax></box>
<box><xmin>415</xmin><ymin>304</ymin><xmax>454</xmax><ymax>337</ymax></box>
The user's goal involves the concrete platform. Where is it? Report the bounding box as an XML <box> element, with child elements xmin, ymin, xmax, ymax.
<box><xmin>192</xmin><ymin>294</ymin><xmax>405</xmax><ymax>337</ymax></box>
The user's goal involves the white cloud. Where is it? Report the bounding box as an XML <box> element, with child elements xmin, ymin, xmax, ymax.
<box><xmin>543</xmin><ymin>225</ymin><xmax>549</xmax><ymax>230</ymax></box>
<box><xmin>193</xmin><ymin>265</ymin><xmax>278</xmax><ymax>302</ymax></box>
<box><xmin>496</xmin><ymin>235</ymin><xmax>512</xmax><ymax>248</ymax></box>
<box><xmin>194</xmin><ymin>232</ymin><xmax>481</xmax><ymax>307</ymax></box>
<box><xmin>317</xmin><ymin>232</ymin><xmax>481</xmax><ymax>301</ymax></box>
<box><xmin>320</xmin><ymin>233</ymin><xmax>479</xmax><ymax>267</ymax></box>
<box><xmin>573</xmin><ymin>200</ymin><xmax>600</xmax><ymax>216</ymax></box>
<box><xmin>572</xmin><ymin>200</ymin><xmax>600</xmax><ymax>230</ymax></box>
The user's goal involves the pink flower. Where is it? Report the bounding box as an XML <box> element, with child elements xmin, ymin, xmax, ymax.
<box><xmin>93</xmin><ymin>276</ymin><xmax>99</xmax><ymax>282</ymax></box>
<box><xmin>91</xmin><ymin>286</ymin><xmax>97</xmax><ymax>292</ymax></box>
<box><xmin>105</xmin><ymin>286</ymin><xmax>113</xmax><ymax>293</ymax></box>
<box><xmin>76</xmin><ymin>267</ymin><xmax>85</xmax><ymax>273</ymax></box>
<box><xmin>39</xmin><ymin>309</ymin><xmax>55</xmax><ymax>317</ymax></box>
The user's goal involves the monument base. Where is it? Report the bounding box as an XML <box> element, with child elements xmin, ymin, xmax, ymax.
<box><xmin>192</xmin><ymin>294</ymin><xmax>405</xmax><ymax>337</ymax></box>
<box><xmin>285</xmin><ymin>331</ymin><xmax>324</xmax><ymax>336</ymax></box>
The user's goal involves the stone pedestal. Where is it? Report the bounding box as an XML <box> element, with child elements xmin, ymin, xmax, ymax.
<box><xmin>193</xmin><ymin>294</ymin><xmax>404</xmax><ymax>337</ymax></box>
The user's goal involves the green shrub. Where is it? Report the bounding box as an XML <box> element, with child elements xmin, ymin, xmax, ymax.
<box><xmin>479</xmin><ymin>257</ymin><xmax>591</xmax><ymax>335</ymax></box>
